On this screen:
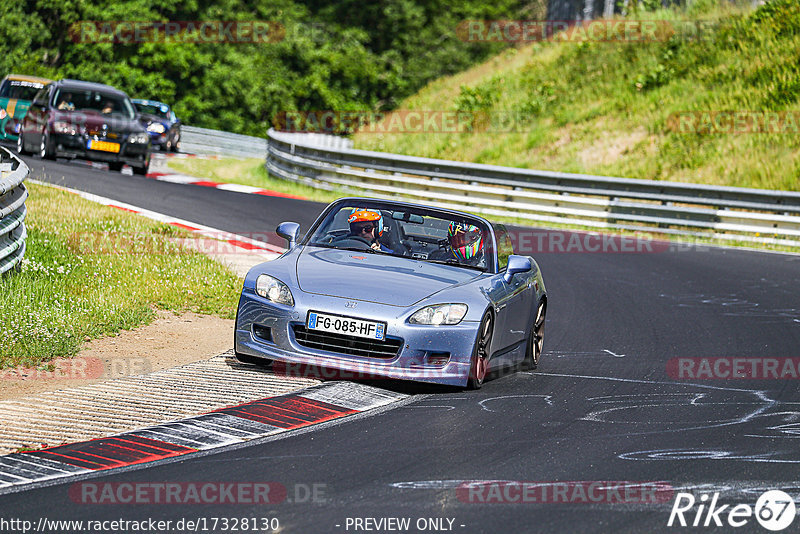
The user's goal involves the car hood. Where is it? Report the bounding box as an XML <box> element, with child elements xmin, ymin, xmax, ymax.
<box><xmin>296</xmin><ymin>246</ymin><xmax>481</xmax><ymax>307</ymax></box>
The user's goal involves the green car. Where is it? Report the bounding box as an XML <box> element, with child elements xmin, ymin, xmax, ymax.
<box><xmin>0</xmin><ymin>74</ymin><xmax>53</xmax><ymax>143</ymax></box>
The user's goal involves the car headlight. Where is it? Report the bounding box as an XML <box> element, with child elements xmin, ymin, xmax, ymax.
<box><xmin>53</xmin><ymin>121</ymin><xmax>79</xmax><ymax>135</ymax></box>
<box><xmin>146</xmin><ymin>122</ymin><xmax>166</xmax><ymax>133</ymax></box>
<box><xmin>0</xmin><ymin>109</ymin><xmax>6</xmax><ymax>120</ymax></box>
<box><xmin>255</xmin><ymin>274</ymin><xmax>294</xmax><ymax>306</ymax></box>
<box><xmin>129</xmin><ymin>132</ymin><xmax>149</xmax><ymax>144</ymax></box>
<box><xmin>409</xmin><ymin>303</ymin><xmax>468</xmax><ymax>325</ymax></box>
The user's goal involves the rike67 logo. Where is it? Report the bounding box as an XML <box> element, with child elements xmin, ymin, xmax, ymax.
<box><xmin>668</xmin><ymin>490</ymin><xmax>796</xmax><ymax>530</ymax></box>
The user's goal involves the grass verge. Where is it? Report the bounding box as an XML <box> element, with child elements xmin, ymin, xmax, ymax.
<box><xmin>0</xmin><ymin>182</ymin><xmax>241</xmax><ymax>369</ymax></box>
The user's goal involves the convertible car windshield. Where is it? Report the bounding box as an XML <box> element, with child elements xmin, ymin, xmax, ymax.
<box><xmin>305</xmin><ymin>201</ymin><xmax>492</xmax><ymax>271</ymax></box>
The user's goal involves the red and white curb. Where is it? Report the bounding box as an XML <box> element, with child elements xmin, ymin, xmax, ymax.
<box><xmin>28</xmin><ymin>179</ymin><xmax>286</xmax><ymax>255</ymax></box>
<box><xmin>0</xmin><ymin>382</ymin><xmax>406</xmax><ymax>492</ymax></box>
<box><xmin>146</xmin><ymin>171</ymin><xmax>306</xmax><ymax>200</ymax></box>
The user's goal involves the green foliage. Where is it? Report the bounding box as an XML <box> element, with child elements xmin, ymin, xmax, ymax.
<box><xmin>455</xmin><ymin>79</ymin><xmax>499</xmax><ymax>112</ymax></box>
<box><xmin>1</xmin><ymin>0</ymin><xmax>523</xmax><ymax>137</ymax></box>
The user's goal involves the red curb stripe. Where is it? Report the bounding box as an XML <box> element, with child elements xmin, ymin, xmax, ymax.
<box><xmin>30</xmin><ymin>451</ymin><xmax>114</xmax><ymax>470</ymax></box>
<box><xmin>108</xmin><ymin>205</ymin><xmax>139</xmax><ymax>214</ymax></box>
<box><xmin>227</xmin><ymin>239</ymin><xmax>267</xmax><ymax>251</ymax></box>
<box><xmin>253</xmin><ymin>190</ymin><xmax>306</xmax><ymax>200</ymax></box>
<box><xmin>146</xmin><ymin>168</ymin><xmax>309</xmax><ymax>201</ymax></box>
<box><xmin>112</xmin><ymin>435</ymin><xmax>198</xmax><ymax>454</ymax></box>
<box><xmin>215</xmin><ymin>397</ymin><xmax>356</xmax><ymax>429</ymax></box>
<box><xmin>168</xmin><ymin>222</ymin><xmax>201</xmax><ymax>231</ymax></box>
<box><xmin>0</xmin><ymin>383</ymin><xmax>402</xmax><ymax>490</ymax></box>
<box><xmin>25</xmin><ymin>436</ymin><xmax>196</xmax><ymax>471</ymax></box>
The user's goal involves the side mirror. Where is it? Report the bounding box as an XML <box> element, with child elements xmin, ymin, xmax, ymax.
<box><xmin>502</xmin><ymin>255</ymin><xmax>532</xmax><ymax>283</ymax></box>
<box><xmin>276</xmin><ymin>221</ymin><xmax>300</xmax><ymax>248</ymax></box>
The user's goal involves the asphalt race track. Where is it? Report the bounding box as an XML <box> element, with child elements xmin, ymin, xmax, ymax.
<box><xmin>5</xmin><ymin>156</ymin><xmax>800</xmax><ymax>533</ymax></box>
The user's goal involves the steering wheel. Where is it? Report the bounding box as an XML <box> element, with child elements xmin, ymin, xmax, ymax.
<box><xmin>332</xmin><ymin>235</ymin><xmax>373</xmax><ymax>250</ymax></box>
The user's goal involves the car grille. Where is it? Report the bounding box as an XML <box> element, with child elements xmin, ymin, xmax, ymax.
<box><xmin>292</xmin><ymin>325</ymin><xmax>402</xmax><ymax>359</ymax></box>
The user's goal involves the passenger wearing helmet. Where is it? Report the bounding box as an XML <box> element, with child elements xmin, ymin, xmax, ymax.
<box><xmin>336</xmin><ymin>208</ymin><xmax>393</xmax><ymax>253</ymax></box>
<box><xmin>447</xmin><ymin>222</ymin><xmax>484</xmax><ymax>265</ymax></box>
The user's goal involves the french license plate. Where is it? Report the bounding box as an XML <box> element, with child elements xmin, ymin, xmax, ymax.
<box><xmin>87</xmin><ymin>140</ymin><xmax>120</xmax><ymax>153</ymax></box>
<box><xmin>307</xmin><ymin>311</ymin><xmax>386</xmax><ymax>341</ymax></box>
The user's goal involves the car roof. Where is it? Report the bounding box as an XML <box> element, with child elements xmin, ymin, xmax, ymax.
<box><xmin>3</xmin><ymin>74</ymin><xmax>53</xmax><ymax>84</ymax></box>
<box><xmin>56</xmin><ymin>79</ymin><xmax>128</xmax><ymax>97</ymax></box>
<box><xmin>132</xmin><ymin>98</ymin><xmax>169</xmax><ymax>108</ymax></box>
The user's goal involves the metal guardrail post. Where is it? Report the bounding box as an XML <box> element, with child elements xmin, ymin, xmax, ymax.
<box><xmin>0</xmin><ymin>148</ymin><xmax>29</xmax><ymax>274</ymax></box>
<box><xmin>265</xmin><ymin>129</ymin><xmax>800</xmax><ymax>247</ymax></box>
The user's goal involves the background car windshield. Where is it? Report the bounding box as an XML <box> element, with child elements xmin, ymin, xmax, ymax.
<box><xmin>55</xmin><ymin>89</ymin><xmax>135</xmax><ymax>119</ymax></box>
<box><xmin>307</xmin><ymin>203</ymin><xmax>490</xmax><ymax>271</ymax></box>
<box><xmin>133</xmin><ymin>102</ymin><xmax>170</xmax><ymax>119</ymax></box>
<box><xmin>0</xmin><ymin>80</ymin><xmax>43</xmax><ymax>100</ymax></box>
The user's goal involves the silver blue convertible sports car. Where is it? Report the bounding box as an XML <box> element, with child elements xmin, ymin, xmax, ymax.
<box><xmin>234</xmin><ymin>198</ymin><xmax>547</xmax><ymax>388</ymax></box>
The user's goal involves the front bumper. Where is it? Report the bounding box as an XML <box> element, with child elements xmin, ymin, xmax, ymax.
<box><xmin>52</xmin><ymin>133</ymin><xmax>150</xmax><ymax>166</ymax></box>
<box><xmin>234</xmin><ymin>289</ymin><xmax>480</xmax><ymax>387</ymax></box>
<box><xmin>147</xmin><ymin>131</ymin><xmax>167</xmax><ymax>148</ymax></box>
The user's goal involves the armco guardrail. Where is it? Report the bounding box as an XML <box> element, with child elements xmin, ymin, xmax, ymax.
<box><xmin>0</xmin><ymin>147</ymin><xmax>29</xmax><ymax>274</ymax></box>
<box><xmin>181</xmin><ymin>125</ymin><xmax>267</xmax><ymax>158</ymax></box>
<box><xmin>266</xmin><ymin>129</ymin><xmax>800</xmax><ymax>247</ymax></box>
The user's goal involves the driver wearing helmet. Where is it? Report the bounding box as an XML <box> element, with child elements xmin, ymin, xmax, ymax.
<box><xmin>447</xmin><ymin>222</ymin><xmax>484</xmax><ymax>265</ymax></box>
<box><xmin>345</xmin><ymin>209</ymin><xmax>393</xmax><ymax>253</ymax></box>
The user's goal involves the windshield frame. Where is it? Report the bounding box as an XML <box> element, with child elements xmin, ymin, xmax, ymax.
<box><xmin>302</xmin><ymin>198</ymin><xmax>499</xmax><ymax>273</ymax></box>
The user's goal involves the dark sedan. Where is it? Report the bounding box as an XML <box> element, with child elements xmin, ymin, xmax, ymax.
<box><xmin>18</xmin><ymin>79</ymin><xmax>151</xmax><ymax>175</ymax></box>
<box><xmin>132</xmin><ymin>99</ymin><xmax>180</xmax><ymax>152</ymax></box>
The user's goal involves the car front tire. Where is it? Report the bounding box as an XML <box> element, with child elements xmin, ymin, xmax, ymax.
<box><xmin>524</xmin><ymin>301</ymin><xmax>546</xmax><ymax>371</ymax></box>
<box><xmin>132</xmin><ymin>154</ymin><xmax>151</xmax><ymax>176</ymax></box>
<box><xmin>467</xmin><ymin>311</ymin><xmax>494</xmax><ymax>389</ymax></box>
<box><xmin>16</xmin><ymin>132</ymin><xmax>27</xmax><ymax>155</ymax></box>
<box><xmin>39</xmin><ymin>131</ymin><xmax>54</xmax><ymax>160</ymax></box>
